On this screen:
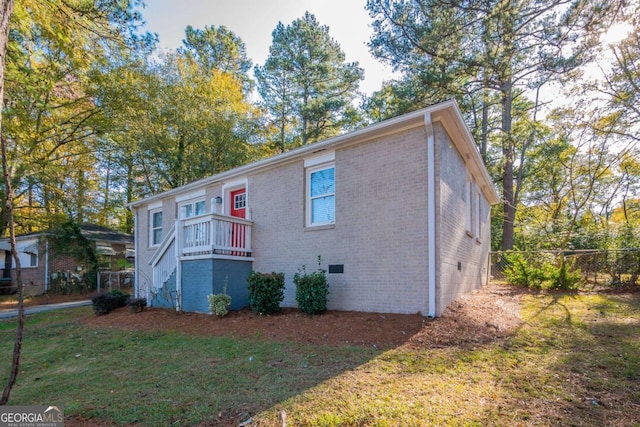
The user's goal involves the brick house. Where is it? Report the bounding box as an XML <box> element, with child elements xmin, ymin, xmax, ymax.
<box><xmin>129</xmin><ymin>100</ymin><xmax>499</xmax><ymax>316</ymax></box>
<box><xmin>0</xmin><ymin>224</ymin><xmax>134</xmax><ymax>296</ymax></box>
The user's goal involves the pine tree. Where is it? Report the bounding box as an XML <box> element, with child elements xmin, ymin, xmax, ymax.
<box><xmin>256</xmin><ymin>12</ymin><xmax>364</xmax><ymax>152</ymax></box>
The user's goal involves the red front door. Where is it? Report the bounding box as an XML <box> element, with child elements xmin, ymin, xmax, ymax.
<box><xmin>229</xmin><ymin>188</ymin><xmax>246</xmax><ymax>254</ymax></box>
<box><xmin>230</xmin><ymin>188</ymin><xmax>246</xmax><ymax>219</ymax></box>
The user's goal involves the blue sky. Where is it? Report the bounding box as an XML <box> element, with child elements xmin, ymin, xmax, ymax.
<box><xmin>139</xmin><ymin>0</ymin><xmax>394</xmax><ymax>95</ymax></box>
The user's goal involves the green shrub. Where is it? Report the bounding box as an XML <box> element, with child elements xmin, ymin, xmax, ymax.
<box><xmin>503</xmin><ymin>251</ymin><xmax>582</xmax><ymax>290</ymax></box>
<box><xmin>247</xmin><ymin>271</ymin><xmax>285</xmax><ymax>315</ymax></box>
<box><xmin>503</xmin><ymin>251</ymin><xmax>545</xmax><ymax>289</ymax></box>
<box><xmin>207</xmin><ymin>291</ymin><xmax>232</xmax><ymax>317</ymax></box>
<box><xmin>547</xmin><ymin>258</ymin><xmax>582</xmax><ymax>290</ymax></box>
<box><xmin>294</xmin><ymin>257</ymin><xmax>329</xmax><ymax>315</ymax></box>
<box><xmin>91</xmin><ymin>289</ymin><xmax>130</xmax><ymax>315</ymax></box>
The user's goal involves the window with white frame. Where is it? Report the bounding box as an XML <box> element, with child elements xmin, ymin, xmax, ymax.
<box><xmin>179</xmin><ymin>199</ymin><xmax>206</xmax><ymax>219</ymax></box>
<box><xmin>150</xmin><ymin>209</ymin><xmax>163</xmax><ymax>246</ymax></box>
<box><xmin>465</xmin><ymin>177</ymin><xmax>473</xmax><ymax>235</ymax></box>
<box><xmin>475</xmin><ymin>189</ymin><xmax>482</xmax><ymax>241</ymax></box>
<box><xmin>307</xmin><ymin>163</ymin><xmax>335</xmax><ymax>226</ymax></box>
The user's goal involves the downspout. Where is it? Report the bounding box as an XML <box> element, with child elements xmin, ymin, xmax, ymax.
<box><xmin>424</xmin><ymin>112</ymin><xmax>437</xmax><ymax>317</ymax></box>
<box><xmin>44</xmin><ymin>240</ymin><xmax>49</xmax><ymax>292</ymax></box>
<box><xmin>132</xmin><ymin>207</ymin><xmax>140</xmax><ymax>300</ymax></box>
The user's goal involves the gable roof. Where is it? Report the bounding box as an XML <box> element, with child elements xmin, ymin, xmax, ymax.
<box><xmin>130</xmin><ymin>99</ymin><xmax>500</xmax><ymax>208</ymax></box>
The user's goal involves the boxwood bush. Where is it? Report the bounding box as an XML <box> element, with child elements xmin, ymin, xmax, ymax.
<box><xmin>91</xmin><ymin>289</ymin><xmax>130</xmax><ymax>315</ymax></box>
<box><xmin>294</xmin><ymin>258</ymin><xmax>329</xmax><ymax>315</ymax></box>
<box><xmin>247</xmin><ymin>271</ymin><xmax>285</xmax><ymax>315</ymax></box>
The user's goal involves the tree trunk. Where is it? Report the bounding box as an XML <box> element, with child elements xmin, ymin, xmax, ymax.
<box><xmin>0</xmin><ymin>0</ymin><xmax>20</xmax><ymax>406</ymax></box>
<box><xmin>0</xmin><ymin>0</ymin><xmax>9</xmax><ymax>239</ymax></box>
<box><xmin>0</xmin><ymin>135</ymin><xmax>23</xmax><ymax>406</ymax></box>
<box><xmin>124</xmin><ymin>159</ymin><xmax>134</xmax><ymax>233</ymax></box>
<box><xmin>75</xmin><ymin>169</ymin><xmax>85</xmax><ymax>224</ymax></box>
<box><xmin>500</xmin><ymin>80</ymin><xmax>515</xmax><ymax>251</ymax></box>
<box><xmin>102</xmin><ymin>155</ymin><xmax>111</xmax><ymax>224</ymax></box>
<box><xmin>481</xmin><ymin>86</ymin><xmax>489</xmax><ymax>162</ymax></box>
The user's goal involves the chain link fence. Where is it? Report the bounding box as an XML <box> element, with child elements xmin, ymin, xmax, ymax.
<box><xmin>97</xmin><ymin>269</ymin><xmax>134</xmax><ymax>293</ymax></box>
<box><xmin>491</xmin><ymin>249</ymin><xmax>640</xmax><ymax>289</ymax></box>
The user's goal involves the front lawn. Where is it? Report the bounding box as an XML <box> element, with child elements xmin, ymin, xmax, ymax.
<box><xmin>259</xmin><ymin>292</ymin><xmax>640</xmax><ymax>426</ymax></box>
<box><xmin>0</xmin><ymin>288</ymin><xmax>638</xmax><ymax>426</ymax></box>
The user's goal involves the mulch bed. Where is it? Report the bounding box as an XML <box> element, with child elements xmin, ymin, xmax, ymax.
<box><xmin>78</xmin><ymin>283</ymin><xmax>525</xmax><ymax>350</ymax></box>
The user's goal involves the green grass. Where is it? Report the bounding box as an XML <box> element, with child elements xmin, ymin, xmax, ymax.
<box><xmin>0</xmin><ymin>307</ymin><xmax>377</xmax><ymax>425</ymax></box>
<box><xmin>1</xmin><ymin>292</ymin><xmax>639</xmax><ymax>426</ymax></box>
<box><xmin>253</xmin><ymin>292</ymin><xmax>640</xmax><ymax>426</ymax></box>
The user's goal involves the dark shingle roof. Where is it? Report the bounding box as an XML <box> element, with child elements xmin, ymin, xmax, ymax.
<box><xmin>78</xmin><ymin>224</ymin><xmax>133</xmax><ymax>244</ymax></box>
<box><xmin>5</xmin><ymin>224</ymin><xmax>133</xmax><ymax>245</ymax></box>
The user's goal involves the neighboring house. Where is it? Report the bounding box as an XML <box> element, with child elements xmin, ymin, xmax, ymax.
<box><xmin>0</xmin><ymin>224</ymin><xmax>134</xmax><ymax>296</ymax></box>
<box><xmin>130</xmin><ymin>100</ymin><xmax>500</xmax><ymax>317</ymax></box>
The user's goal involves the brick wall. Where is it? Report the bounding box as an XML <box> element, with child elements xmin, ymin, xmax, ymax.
<box><xmin>435</xmin><ymin>123</ymin><xmax>491</xmax><ymax>315</ymax></box>
<box><xmin>135</xmin><ymin>119</ymin><xmax>493</xmax><ymax>316</ymax></box>
<box><xmin>251</xmin><ymin>127</ymin><xmax>430</xmax><ymax>314</ymax></box>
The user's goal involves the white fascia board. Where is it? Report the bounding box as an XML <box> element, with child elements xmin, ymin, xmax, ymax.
<box><xmin>431</xmin><ymin>102</ymin><xmax>500</xmax><ymax>205</ymax></box>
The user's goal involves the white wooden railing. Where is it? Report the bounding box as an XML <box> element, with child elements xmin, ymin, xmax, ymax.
<box><xmin>176</xmin><ymin>214</ymin><xmax>253</xmax><ymax>257</ymax></box>
<box><xmin>150</xmin><ymin>224</ymin><xmax>177</xmax><ymax>294</ymax></box>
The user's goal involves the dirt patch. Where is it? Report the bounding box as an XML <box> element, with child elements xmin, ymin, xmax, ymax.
<box><xmin>405</xmin><ymin>283</ymin><xmax>525</xmax><ymax>349</ymax></box>
<box><xmin>2</xmin><ymin>284</ymin><xmax>525</xmax><ymax>349</ymax></box>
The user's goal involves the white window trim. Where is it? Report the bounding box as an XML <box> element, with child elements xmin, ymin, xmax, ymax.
<box><xmin>306</xmin><ymin>162</ymin><xmax>335</xmax><ymax>227</ymax></box>
<box><xmin>465</xmin><ymin>176</ymin><xmax>473</xmax><ymax>236</ymax></box>
<box><xmin>304</xmin><ymin>151</ymin><xmax>335</xmax><ymax>168</ymax></box>
<box><xmin>233</xmin><ymin>192</ymin><xmax>246</xmax><ymax>210</ymax></box>
<box><xmin>475</xmin><ymin>190</ymin><xmax>483</xmax><ymax>242</ymax></box>
<box><xmin>178</xmin><ymin>199</ymin><xmax>206</xmax><ymax>219</ymax></box>
<box><xmin>148</xmin><ymin>200</ymin><xmax>162</xmax><ymax>210</ymax></box>
<box><xmin>17</xmin><ymin>252</ymin><xmax>38</xmax><ymax>269</ymax></box>
<box><xmin>222</xmin><ymin>178</ymin><xmax>248</xmax><ymax>217</ymax></box>
<box><xmin>149</xmin><ymin>208</ymin><xmax>163</xmax><ymax>247</ymax></box>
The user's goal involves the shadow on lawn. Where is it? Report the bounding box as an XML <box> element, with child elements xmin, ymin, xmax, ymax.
<box><xmin>24</xmin><ymin>284</ymin><xmax>640</xmax><ymax>426</ymax></box>
<box><xmin>558</xmin><ymin>299</ymin><xmax>639</xmax><ymax>426</ymax></box>
<box><xmin>64</xmin><ymin>284</ymin><xmax>525</xmax><ymax>426</ymax></box>
<box><xmin>65</xmin><ymin>306</ymin><xmax>427</xmax><ymax>426</ymax></box>
<box><xmin>475</xmin><ymin>292</ymin><xmax>640</xmax><ymax>427</ymax></box>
